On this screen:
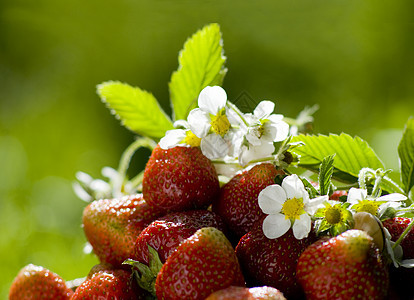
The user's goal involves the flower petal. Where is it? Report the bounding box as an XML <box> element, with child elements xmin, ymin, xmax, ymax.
<box><xmin>239</xmin><ymin>142</ymin><xmax>275</xmax><ymax>166</ymax></box>
<box><xmin>262</xmin><ymin>213</ymin><xmax>291</xmax><ymax>239</ymax></box>
<box><xmin>347</xmin><ymin>188</ymin><xmax>367</xmax><ymax>204</ymax></box>
<box><xmin>272</xmin><ymin>120</ymin><xmax>290</xmax><ymax>142</ymax></box>
<box><xmin>306</xmin><ymin>195</ymin><xmax>329</xmax><ymax>215</ymax></box>
<box><xmin>268</xmin><ymin>114</ymin><xmax>284</xmax><ymax>122</ymax></box>
<box><xmin>213</xmin><ymin>162</ymin><xmax>243</xmax><ymax>178</ymax></box>
<box><xmin>377</xmin><ymin>193</ymin><xmax>407</xmax><ymax>202</ymax></box>
<box><xmin>188</xmin><ymin>109</ymin><xmax>211</xmax><ymax>138</ymax></box>
<box><xmin>258</xmin><ymin>184</ymin><xmax>286</xmax><ymax>214</ymax></box>
<box><xmin>282</xmin><ymin>174</ymin><xmax>309</xmax><ymax>203</ymax></box>
<box><xmin>292</xmin><ymin>213</ymin><xmax>311</xmax><ymax>239</ymax></box>
<box><xmin>200</xmin><ymin>134</ymin><xmax>230</xmax><ymax>159</ymax></box>
<box><xmin>198</xmin><ymin>86</ymin><xmax>227</xmax><ymax>114</ymax></box>
<box><xmin>159</xmin><ymin>129</ymin><xmax>187</xmax><ymax>149</ymax></box>
<box><xmin>173</xmin><ymin>119</ymin><xmax>190</xmax><ymax>129</ymax></box>
<box><xmin>254</xmin><ymin>101</ymin><xmax>274</xmax><ymax>119</ymax></box>
<box><xmin>245</xmin><ymin>127</ymin><xmax>262</xmax><ymax>146</ymax></box>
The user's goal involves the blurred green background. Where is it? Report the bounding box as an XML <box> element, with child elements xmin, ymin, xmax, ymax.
<box><xmin>1</xmin><ymin>0</ymin><xmax>413</xmax><ymax>296</ymax></box>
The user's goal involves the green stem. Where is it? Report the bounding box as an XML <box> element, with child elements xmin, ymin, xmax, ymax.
<box><xmin>392</xmin><ymin>218</ymin><xmax>414</xmax><ymax>250</ymax></box>
<box><xmin>381</xmin><ymin>175</ymin><xmax>406</xmax><ymax>195</ymax></box>
<box><xmin>226</xmin><ymin>101</ymin><xmax>249</xmax><ymax>127</ymax></box>
<box><xmin>358</xmin><ymin>168</ymin><xmax>374</xmax><ymax>190</ymax></box>
<box><xmin>335</xmin><ymin>183</ymin><xmax>359</xmax><ymax>190</ymax></box>
<box><xmin>117</xmin><ymin>137</ymin><xmax>156</xmax><ymax>192</ymax></box>
<box><xmin>129</xmin><ymin>170</ymin><xmax>145</xmax><ymax>191</ymax></box>
<box><xmin>210</xmin><ymin>159</ymin><xmax>240</xmax><ymax>165</ymax></box>
<box><xmin>282</xmin><ymin>117</ymin><xmax>298</xmax><ymax>126</ymax></box>
<box><xmin>371</xmin><ymin>170</ymin><xmax>384</xmax><ymax>198</ymax></box>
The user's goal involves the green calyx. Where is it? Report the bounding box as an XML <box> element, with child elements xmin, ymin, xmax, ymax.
<box><xmin>123</xmin><ymin>245</ymin><xmax>163</xmax><ymax>297</ymax></box>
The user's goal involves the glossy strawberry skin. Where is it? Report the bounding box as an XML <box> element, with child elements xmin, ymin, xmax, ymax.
<box><xmin>213</xmin><ymin>163</ymin><xmax>284</xmax><ymax>237</ymax></box>
<box><xmin>383</xmin><ymin>217</ymin><xmax>414</xmax><ymax>258</ymax></box>
<box><xmin>155</xmin><ymin>227</ymin><xmax>245</xmax><ymax>300</ymax></box>
<box><xmin>9</xmin><ymin>264</ymin><xmax>73</xmax><ymax>300</ymax></box>
<box><xmin>71</xmin><ymin>266</ymin><xmax>145</xmax><ymax>300</ymax></box>
<box><xmin>235</xmin><ymin>222</ymin><xmax>315</xmax><ymax>299</ymax></box>
<box><xmin>383</xmin><ymin>217</ymin><xmax>414</xmax><ymax>299</ymax></box>
<box><xmin>205</xmin><ymin>286</ymin><xmax>286</xmax><ymax>300</ymax></box>
<box><xmin>82</xmin><ymin>194</ymin><xmax>164</xmax><ymax>266</ymax></box>
<box><xmin>329</xmin><ymin>189</ymin><xmax>348</xmax><ymax>200</ymax></box>
<box><xmin>132</xmin><ymin>209</ymin><xmax>227</xmax><ymax>264</ymax></box>
<box><xmin>296</xmin><ymin>230</ymin><xmax>389</xmax><ymax>300</ymax></box>
<box><xmin>143</xmin><ymin>145</ymin><xmax>220</xmax><ymax>213</ymax></box>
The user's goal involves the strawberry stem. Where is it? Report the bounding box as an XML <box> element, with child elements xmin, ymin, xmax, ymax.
<box><xmin>226</xmin><ymin>101</ymin><xmax>249</xmax><ymax>127</ymax></box>
<box><xmin>117</xmin><ymin>137</ymin><xmax>156</xmax><ymax>193</ymax></box>
<box><xmin>392</xmin><ymin>218</ymin><xmax>414</xmax><ymax>250</ymax></box>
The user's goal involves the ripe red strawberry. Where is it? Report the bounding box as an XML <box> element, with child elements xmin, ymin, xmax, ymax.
<box><xmin>383</xmin><ymin>217</ymin><xmax>414</xmax><ymax>258</ymax></box>
<box><xmin>213</xmin><ymin>163</ymin><xmax>284</xmax><ymax>237</ymax></box>
<box><xmin>82</xmin><ymin>193</ymin><xmax>164</xmax><ymax>266</ymax></box>
<box><xmin>383</xmin><ymin>217</ymin><xmax>414</xmax><ymax>299</ymax></box>
<box><xmin>205</xmin><ymin>286</ymin><xmax>286</xmax><ymax>300</ymax></box>
<box><xmin>132</xmin><ymin>209</ymin><xmax>226</xmax><ymax>264</ymax></box>
<box><xmin>296</xmin><ymin>229</ymin><xmax>389</xmax><ymax>299</ymax></box>
<box><xmin>143</xmin><ymin>145</ymin><xmax>220</xmax><ymax>212</ymax></box>
<box><xmin>9</xmin><ymin>264</ymin><xmax>73</xmax><ymax>300</ymax></box>
<box><xmin>235</xmin><ymin>220</ymin><xmax>315</xmax><ymax>299</ymax></box>
<box><xmin>71</xmin><ymin>265</ymin><xmax>145</xmax><ymax>299</ymax></box>
<box><xmin>329</xmin><ymin>189</ymin><xmax>348</xmax><ymax>200</ymax></box>
<box><xmin>155</xmin><ymin>227</ymin><xmax>245</xmax><ymax>300</ymax></box>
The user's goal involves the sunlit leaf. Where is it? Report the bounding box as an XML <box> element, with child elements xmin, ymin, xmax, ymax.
<box><xmin>169</xmin><ymin>23</ymin><xmax>227</xmax><ymax>121</ymax></box>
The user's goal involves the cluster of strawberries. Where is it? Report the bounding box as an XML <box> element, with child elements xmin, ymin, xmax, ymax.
<box><xmin>9</xmin><ymin>144</ymin><xmax>414</xmax><ymax>299</ymax></box>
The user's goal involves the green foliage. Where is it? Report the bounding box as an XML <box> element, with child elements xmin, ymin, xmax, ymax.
<box><xmin>97</xmin><ymin>81</ymin><xmax>174</xmax><ymax>139</ymax></box>
<box><xmin>398</xmin><ymin>117</ymin><xmax>414</xmax><ymax>194</ymax></box>
<box><xmin>318</xmin><ymin>154</ymin><xmax>335</xmax><ymax>196</ymax></box>
<box><xmin>169</xmin><ymin>23</ymin><xmax>227</xmax><ymax>121</ymax></box>
<box><xmin>291</xmin><ymin>133</ymin><xmax>385</xmax><ymax>183</ymax></box>
<box><xmin>96</xmin><ymin>24</ymin><xmax>226</xmax><ymax>140</ymax></box>
<box><xmin>300</xmin><ymin>177</ymin><xmax>319</xmax><ymax>198</ymax></box>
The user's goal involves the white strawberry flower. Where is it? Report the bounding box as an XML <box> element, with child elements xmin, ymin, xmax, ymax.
<box><xmin>187</xmin><ymin>86</ymin><xmax>236</xmax><ymax>159</ymax></box>
<box><xmin>159</xmin><ymin>120</ymin><xmax>201</xmax><ymax>149</ymax></box>
<box><xmin>258</xmin><ymin>174</ymin><xmax>328</xmax><ymax>240</ymax></box>
<box><xmin>347</xmin><ymin>188</ymin><xmax>407</xmax><ymax>217</ymax></box>
<box><xmin>237</xmin><ymin>101</ymin><xmax>289</xmax><ymax>166</ymax></box>
<box><xmin>244</xmin><ymin>101</ymin><xmax>289</xmax><ymax>145</ymax></box>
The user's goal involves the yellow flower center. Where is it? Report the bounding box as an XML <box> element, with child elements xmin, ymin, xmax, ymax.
<box><xmin>353</xmin><ymin>200</ymin><xmax>380</xmax><ymax>216</ymax></box>
<box><xmin>183</xmin><ymin>131</ymin><xmax>201</xmax><ymax>147</ymax></box>
<box><xmin>210</xmin><ymin>109</ymin><xmax>230</xmax><ymax>137</ymax></box>
<box><xmin>325</xmin><ymin>206</ymin><xmax>342</xmax><ymax>225</ymax></box>
<box><xmin>282</xmin><ymin>197</ymin><xmax>305</xmax><ymax>220</ymax></box>
<box><xmin>253</xmin><ymin>124</ymin><xmax>265</xmax><ymax>138</ymax></box>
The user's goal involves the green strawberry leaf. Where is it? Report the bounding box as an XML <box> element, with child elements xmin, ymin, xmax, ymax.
<box><xmin>291</xmin><ymin>133</ymin><xmax>385</xmax><ymax>184</ymax></box>
<box><xmin>319</xmin><ymin>154</ymin><xmax>335</xmax><ymax>195</ymax></box>
<box><xmin>398</xmin><ymin>117</ymin><xmax>414</xmax><ymax>194</ymax></box>
<box><xmin>301</xmin><ymin>177</ymin><xmax>319</xmax><ymax>198</ymax></box>
<box><xmin>97</xmin><ymin>81</ymin><xmax>174</xmax><ymax>139</ymax></box>
<box><xmin>169</xmin><ymin>23</ymin><xmax>227</xmax><ymax>121</ymax></box>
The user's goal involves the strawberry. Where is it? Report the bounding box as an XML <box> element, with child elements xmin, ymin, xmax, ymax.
<box><xmin>9</xmin><ymin>264</ymin><xmax>73</xmax><ymax>300</ymax></box>
<box><xmin>82</xmin><ymin>193</ymin><xmax>164</xmax><ymax>266</ymax></box>
<box><xmin>296</xmin><ymin>229</ymin><xmax>389</xmax><ymax>299</ymax></box>
<box><xmin>383</xmin><ymin>217</ymin><xmax>414</xmax><ymax>299</ymax></box>
<box><xmin>383</xmin><ymin>217</ymin><xmax>414</xmax><ymax>258</ymax></box>
<box><xmin>71</xmin><ymin>265</ymin><xmax>145</xmax><ymax>299</ymax></box>
<box><xmin>153</xmin><ymin>227</ymin><xmax>245</xmax><ymax>300</ymax></box>
<box><xmin>213</xmin><ymin>163</ymin><xmax>284</xmax><ymax>237</ymax></box>
<box><xmin>143</xmin><ymin>145</ymin><xmax>220</xmax><ymax>212</ymax></box>
<box><xmin>205</xmin><ymin>286</ymin><xmax>286</xmax><ymax>300</ymax></box>
<box><xmin>235</xmin><ymin>220</ymin><xmax>315</xmax><ymax>299</ymax></box>
<box><xmin>132</xmin><ymin>209</ymin><xmax>226</xmax><ymax>264</ymax></box>
<box><xmin>329</xmin><ymin>189</ymin><xmax>348</xmax><ymax>200</ymax></box>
